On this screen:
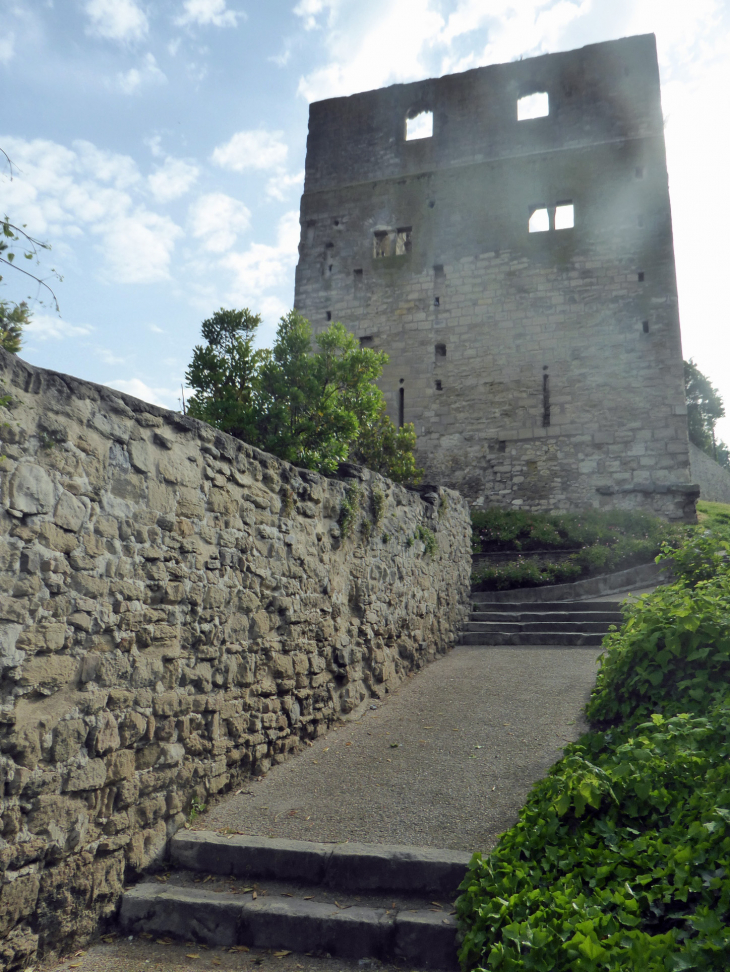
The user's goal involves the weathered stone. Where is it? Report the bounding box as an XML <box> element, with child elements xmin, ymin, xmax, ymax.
<box><xmin>64</xmin><ymin>759</ymin><xmax>107</xmax><ymax>792</ymax></box>
<box><xmin>8</xmin><ymin>463</ymin><xmax>54</xmax><ymax>515</ymax></box>
<box><xmin>92</xmin><ymin>711</ymin><xmax>120</xmax><ymax>755</ymax></box>
<box><xmin>129</xmin><ymin>439</ymin><xmax>154</xmax><ymax>474</ymax></box>
<box><xmin>52</xmin><ymin>719</ymin><xmax>88</xmax><ymax>762</ymax></box>
<box><xmin>54</xmin><ymin>491</ymin><xmax>86</xmax><ymax>532</ymax></box>
<box><xmin>17</xmin><ymin>655</ymin><xmax>78</xmax><ymax>695</ymax></box>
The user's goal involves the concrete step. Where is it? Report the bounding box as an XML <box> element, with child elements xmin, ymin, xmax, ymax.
<box><xmin>118</xmin><ymin>834</ymin><xmax>470</xmax><ymax>968</ymax></box>
<box><xmin>120</xmin><ymin>883</ymin><xmax>459</xmax><ymax>968</ymax></box>
<box><xmin>471</xmin><ymin>598</ymin><xmax>622</xmax><ymax>612</ymax></box>
<box><xmin>459</xmin><ymin>630</ymin><xmax>605</xmax><ymax>646</ymax></box>
<box><xmin>469</xmin><ymin>610</ymin><xmax>622</xmax><ymax>624</ymax></box>
<box><xmin>171</xmin><ymin>831</ymin><xmax>470</xmax><ymax>895</ymax></box>
<box><xmin>463</xmin><ymin>620</ymin><xmax>614</xmax><ymax>634</ymax></box>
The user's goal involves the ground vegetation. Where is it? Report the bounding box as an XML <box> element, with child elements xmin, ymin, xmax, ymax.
<box><xmin>470</xmin><ymin>508</ymin><xmax>684</xmax><ymax>591</ymax></box>
<box><xmin>457</xmin><ymin>504</ymin><xmax>730</xmax><ymax>970</ymax></box>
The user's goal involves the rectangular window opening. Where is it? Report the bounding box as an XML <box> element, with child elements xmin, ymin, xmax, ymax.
<box><xmin>554</xmin><ymin>201</ymin><xmax>574</xmax><ymax>230</ymax></box>
<box><xmin>433</xmin><ymin>296</ymin><xmax>440</xmax><ymax>307</ymax></box>
<box><xmin>517</xmin><ymin>91</ymin><xmax>549</xmax><ymax>120</ymax></box>
<box><xmin>326</xmin><ymin>311</ymin><xmax>331</xmax><ymax>321</ymax></box>
<box><xmin>406</xmin><ymin>111</ymin><xmax>433</xmax><ymax>141</ymax></box>
<box><xmin>642</xmin><ymin>320</ymin><xmax>649</xmax><ymax>334</ymax></box>
<box><xmin>542</xmin><ymin>373</ymin><xmax>551</xmax><ymax>428</ymax></box>
<box><xmin>359</xmin><ymin>336</ymin><xmax>373</xmax><ymax>347</ymax></box>
<box><xmin>435</xmin><ymin>343</ymin><xmax>446</xmax><ymax>358</ymax></box>
<box><xmin>529</xmin><ymin>207</ymin><xmax>550</xmax><ymax>233</ymax></box>
<box><xmin>398</xmin><ymin>388</ymin><xmax>405</xmax><ymax>428</ymax></box>
<box><xmin>395</xmin><ymin>227</ymin><xmax>412</xmax><ymax>255</ymax></box>
<box><xmin>638</xmin><ymin>271</ymin><xmax>645</xmax><ymax>282</ymax></box>
<box><xmin>373</xmin><ymin>231</ymin><xmax>390</xmax><ymax>259</ymax></box>
<box><xmin>433</xmin><ymin>264</ymin><xmax>444</xmax><ymax>276</ymax></box>
<box><xmin>435</xmin><ymin>380</ymin><xmax>442</xmax><ymax>391</ymax></box>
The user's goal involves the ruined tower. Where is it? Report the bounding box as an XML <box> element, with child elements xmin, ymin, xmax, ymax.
<box><xmin>294</xmin><ymin>34</ymin><xmax>697</xmax><ymax>519</ymax></box>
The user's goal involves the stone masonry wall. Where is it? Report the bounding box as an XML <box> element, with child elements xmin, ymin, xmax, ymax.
<box><xmin>0</xmin><ymin>349</ymin><xmax>471</xmax><ymax>969</ymax></box>
<box><xmin>689</xmin><ymin>443</ymin><xmax>730</xmax><ymax>506</ymax></box>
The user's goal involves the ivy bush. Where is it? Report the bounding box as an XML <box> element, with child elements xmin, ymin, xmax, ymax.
<box><xmin>457</xmin><ymin>523</ymin><xmax>730</xmax><ymax>971</ymax></box>
<box><xmin>471</xmin><ymin>508</ymin><xmax>685</xmax><ymax>591</ymax></box>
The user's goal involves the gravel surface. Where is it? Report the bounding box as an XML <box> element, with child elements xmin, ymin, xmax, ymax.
<box><xmin>200</xmin><ymin>645</ymin><xmax>602</xmax><ymax>853</ymax></box>
<box><xmin>40</xmin><ymin>938</ymin><xmax>424</xmax><ymax>972</ymax></box>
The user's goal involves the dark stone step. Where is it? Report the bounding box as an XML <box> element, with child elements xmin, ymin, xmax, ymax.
<box><xmin>468</xmin><ymin>611</ymin><xmax>622</xmax><ymax>624</ymax></box>
<box><xmin>464</xmin><ymin>620</ymin><xmax>613</xmax><ymax>634</ymax></box>
<box><xmin>119</xmin><ymin>883</ymin><xmax>459</xmax><ymax>969</ymax></box>
<box><xmin>459</xmin><ymin>630</ymin><xmax>605</xmax><ymax>647</ymax></box>
<box><xmin>471</xmin><ymin>600</ymin><xmax>622</xmax><ymax>612</ymax></box>
<box><xmin>171</xmin><ymin>832</ymin><xmax>470</xmax><ymax>897</ymax></box>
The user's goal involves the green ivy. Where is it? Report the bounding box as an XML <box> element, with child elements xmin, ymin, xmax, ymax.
<box><xmin>457</xmin><ymin>524</ymin><xmax>730</xmax><ymax>972</ymax></box>
<box><xmin>415</xmin><ymin>525</ymin><xmax>438</xmax><ymax>556</ymax></box>
<box><xmin>338</xmin><ymin>483</ymin><xmax>362</xmax><ymax>539</ymax></box>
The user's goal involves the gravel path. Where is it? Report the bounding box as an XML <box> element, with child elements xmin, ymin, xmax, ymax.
<box><xmin>200</xmin><ymin>645</ymin><xmax>602</xmax><ymax>853</ymax></box>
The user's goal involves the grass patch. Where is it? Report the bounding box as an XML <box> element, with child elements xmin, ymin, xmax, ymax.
<box><xmin>457</xmin><ymin>523</ymin><xmax>730</xmax><ymax>971</ymax></box>
<box><xmin>471</xmin><ymin>508</ymin><xmax>686</xmax><ymax>591</ymax></box>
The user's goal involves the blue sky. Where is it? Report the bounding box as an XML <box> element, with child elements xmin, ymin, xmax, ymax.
<box><xmin>2</xmin><ymin>0</ymin><xmax>730</xmax><ymax>437</ymax></box>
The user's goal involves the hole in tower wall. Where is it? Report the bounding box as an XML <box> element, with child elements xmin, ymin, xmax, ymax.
<box><xmin>517</xmin><ymin>92</ymin><xmax>549</xmax><ymax>120</ymax></box>
<box><xmin>326</xmin><ymin>311</ymin><xmax>331</xmax><ymax>321</ymax></box>
<box><xmin>529</xmin><ymin>207</ymin><xmax>550</xmax><ymax>233</ymax></box>
<box><xmin>435</xmin><ymin>343</ymin><xmax>446</xmax><ymax>358</ymax></box>
<box><xmin>398</xmin><ymin>388</ymin><xmax>405</xmax><ymax>428</ymax></box>
<box><xmin>406</xmin><ymin>111</ymin><xmax>433</xmax><ymax>141</ymax></box>
<box><xmin>638</xmin><ymin>271</ymin><xmax>645</xmax><ymax>282</ymax></box>
<box><xmin>542</xmin><ymin>373</ymin><xmax>551</xmax><ymax>427</ymax></box>
<box><xmin>354</xmin><ymin>268</ymin><xmax>363</xmax><ymax>293</ymax></box>
<box><xmin>434</xmin><ymin>296</ymin><xmax>440</xmax><ymax>307</ymax></box>
<box><xmin>374</xmin><ymin>232</ymin><xmax>390</xmax><ymax>258</ymax></box>
<box><xmin>435</xmin><ymin>380</ymin><xmax>442</xmax><ymax>391</ymax></box>
<box><xmin>642</xmin><ymin>320</ymin><xmax>649</xmax><ymax>333</ymax></box>
<box><xmin>554</xmin><ymin>202</ymin><xmax>574</xmax><ymax>230</ymax></box>
<box><xmin>359</xmin><ymin>336</ymin><xmax>373</xmax><ymax>347</ymax></box>
<box><xmin>395</xmin><ymin>228</ymin><xmax>412</xmax><ymax>255</ymax></box>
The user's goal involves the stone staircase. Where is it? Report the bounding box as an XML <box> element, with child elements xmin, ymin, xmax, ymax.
<box><xmin>460</xmin><ymin>595</ymin><xmax>624</xmax><ymax>646</ymax></box>
<box><xmin>119</xmin><ymin>830</ymin><xmax>470</xmax><ymax>968</ymax></box>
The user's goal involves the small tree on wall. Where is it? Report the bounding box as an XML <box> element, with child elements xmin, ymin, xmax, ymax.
<box><xmin>186</xmin><ymin>308</ymin><xmax>423</xmax><ymax>484</ymax></box>
<box><xmin>684</xmin><ymin>359</ymin><xmax>729</xmax><ymax>468</ymax></box>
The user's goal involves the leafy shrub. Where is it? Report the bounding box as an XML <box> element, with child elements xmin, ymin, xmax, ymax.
<box><xmin>415</xmin><ymin>525</ymin><xmax>438</xmax><ymax>556</ymax></box>
<box><xmin>457</xmin><ymin>705</ymin><xmax>730</xmax><ymax>971</ymax></box>
<box><xmin>470</xmin><ymin>508</ymin><xmax>685</xmax><ymax>590</ymax></box>
<box><xmin>472</xmin><ymin>557</ymin><xmax>581</xmax><ymax>591</ymax></box>
<box><xmin>457</xmin><ymin>526</ymin><xmax>730</xmax><ymax>971</ymax></box>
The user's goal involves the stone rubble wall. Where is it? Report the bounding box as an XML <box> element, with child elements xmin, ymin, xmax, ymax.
<box><xmin>689</xmin><ymin>443</ymin><xmax>730</xmax><ymax>506</ymax></box>
<box><xmin>0</xmin><ymin>349</ymin><xmax>471</xmax><ymax>969</ymax></box>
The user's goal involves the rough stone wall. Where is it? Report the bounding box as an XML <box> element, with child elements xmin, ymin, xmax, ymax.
<box><xmin>0</xmin><ymin>349</ymin><xmax>471</xmax><ymax>968</ymax></box>
<box><xmin>294</xmin><ymin>34</ymin><xmax>697</xmax><ymax>521</ymax></box>
<box><xmin>689</xmin><ymin>443</ymin><xmax>730</xmax><ymax>505</ymax></box>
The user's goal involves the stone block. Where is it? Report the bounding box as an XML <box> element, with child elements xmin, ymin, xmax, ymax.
<box><xmin>54</xmin><ymin>491</ymin><xmax>87</xmax><ymax>533</ymax></box>
<box><xmin>8</xmin><ymin>463</ymin><xmax>54</xmax><ymax>515</ymax></box>
<box><xmin>64</xmin><ymin>759</ymin><xmax>107</xmax><ymax>792</ymax></box>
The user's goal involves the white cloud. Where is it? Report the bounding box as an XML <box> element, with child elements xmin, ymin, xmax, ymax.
<box><xmin>149</xmin><ymin>324</ymin><xmax>165</xmax><ymax>333</ymax></box>
<box><xmin>104</xmin><ymin>378</ymin><xmax>180</xmax><ymax>409</ymax></box>
<box><xmin>0</xmin><ymin>32</ymin><xmax>14</xmax><ymax>64</ymax></box>
<box><xmin>188</xmin><ymin>192</ymin><xmax>251</xmax><ymax>253</ymax></box>
<box><xmin>85</xmin><ymin>0</ymin><xmax>148</xmax><ymax>43</ymax></box>
<box><xmin>1</xmin><ymin>135</ymin><xmax>184</xmax><ymax>284</ymax></box>
<box><xmin>95</xmin><ymin>348</ymin><xmax>126</xmax><ymax>364</ymax></box>
<box><xmin>222</xmin><ymin>209</ymin><xmax>299</xmax><ymax>299</ymax></box>
<box><xmin>24</xmin><ymin>314</ymin><xmax>93</xmax><ymax>341</ymax></box>
<box><xmin>265</xmin><ymin>169</ymin><xmax>305</xmax><ymax>202</ymax></box>
<box><xmin>175</xmin><ymin>0</ymin><xmax>241</xmax><ymax>28</ymax></box>
<box><xmin>148</xmin><ymin>156</ymin><xmax>199</xmax><ymax>202</ymax></box>
<box><xmin>117</xmin><ymin>53</ymin><xmax>167</xmax><ymax>94</ymax></box>
<box><xmin>211</xmin><ymin>129</ymin><xmax>288</xmax><ymax>172</ymax></box>
<box><xmin>96</xmin><ymin>210</ymin><xmax>183</xmax><ymax>283</ymax></box>
<box><xmin>293</xmin><ymin>0</ymin><xmax>340</xmax><ymax>31</ymax></box>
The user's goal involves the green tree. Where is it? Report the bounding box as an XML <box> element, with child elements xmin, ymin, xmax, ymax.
<box><xmin>186</xmin><ymin>308</ymin><xmax>422</xmax><ymax>483</ymax></box>
<box><xmin>684</xmin><ymin>358</ymin><xmax>729</xmax><ymax>467</ymax></box>
<box><xmin>0</xmin><ymin>299</ymin><xmax>30</xmax><ymax>354</ymax></box>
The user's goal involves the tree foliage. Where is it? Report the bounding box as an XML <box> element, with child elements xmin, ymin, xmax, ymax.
<box><xmin>684</xmin><ymin>358</ymin><xmax>728</xmax><ymax>467</ymax></box>
<box><xmin>185</xmin><ymin>308</ymin><xmax>422</xmax><ymax>483</ymax></box>
<box><xmin>0</xmin><ymin>299</ymin><xmax>30</xmax><ymax>354</ymax></box>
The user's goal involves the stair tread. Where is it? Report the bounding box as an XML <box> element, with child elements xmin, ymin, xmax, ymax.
<box><xmin>141</xmin><ymin>869</ymin><xmax>449</xmax><ymax>913</ymax></box>
<box><xmin>121</xmin><ymin>881</ymin><xmax>458</xmax><ymax>967</ymax></box>
<box><xmin>171</xmin><ymin>831</ymin><xmax>469</xmax><ymax>895</ymax></box>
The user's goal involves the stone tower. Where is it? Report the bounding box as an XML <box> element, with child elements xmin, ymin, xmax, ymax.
<box><xmin>293</xmin><ymin>34</ymin><xmax>697</xmax><ymax>520</ymax></box>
